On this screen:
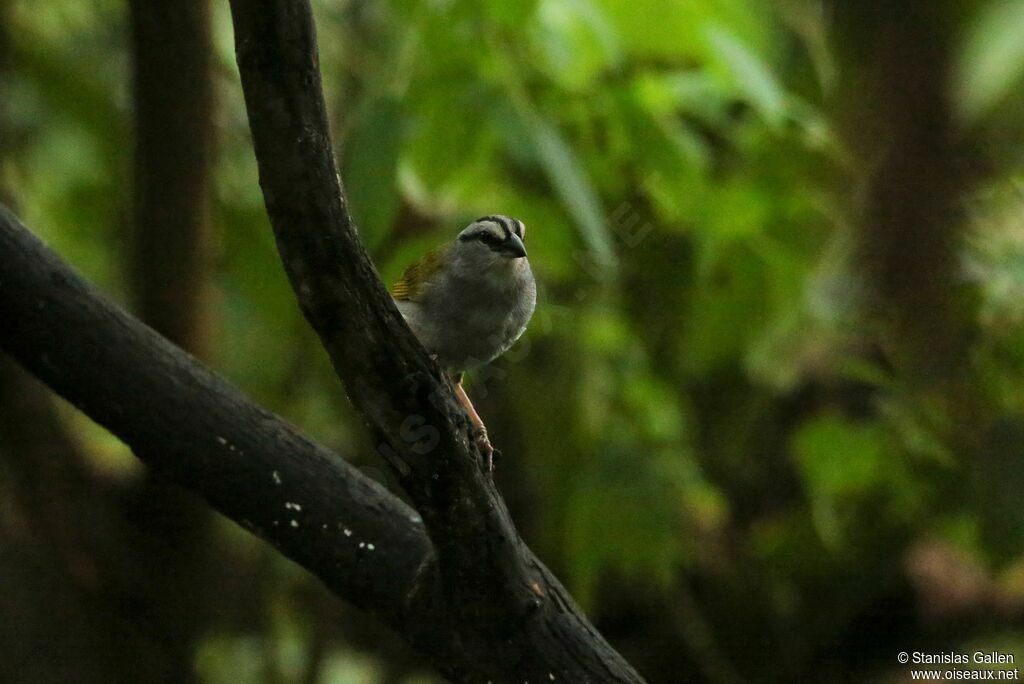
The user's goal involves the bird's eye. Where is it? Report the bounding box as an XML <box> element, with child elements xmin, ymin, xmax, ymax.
<box><xmin>478</xmin><ymin>232</ymin><xmax>501</xmax><ymax>246</ymax></box>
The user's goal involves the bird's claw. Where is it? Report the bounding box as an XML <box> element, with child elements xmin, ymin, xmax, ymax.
<box><xmin>472</xmin><ymin>426</ymin><xmax>498</xmax><ymax>473</ymax></box>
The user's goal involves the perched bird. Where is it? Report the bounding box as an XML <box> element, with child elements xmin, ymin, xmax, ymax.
<box><xmin>391</xmin><ymin>215</ymin><xmax>536</xmax><ymax>467</ymax></box>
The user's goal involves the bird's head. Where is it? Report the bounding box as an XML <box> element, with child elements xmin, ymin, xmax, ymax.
<box><xmin>390</xmin><ymin>214</ymin><xmax>531</xmax><ymax>302</ymax></box>
<box><xmin>455</xmin><ymin>215</ymin><xmax>528</xmax><ymax>263</ymax></box>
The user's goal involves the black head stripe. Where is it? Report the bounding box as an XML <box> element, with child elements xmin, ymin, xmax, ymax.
<box><xmin>458</xmin><ymin>223</ymin><xmax>503</xmax><ymax>247</ymax></box>
<box><xmin>475</xmin><ymin>214</ymin><xmax>505</xmax><ymax>226</ymax></box>
<box><xmin>475</xmin><ymin>215</ymin><xmax>512</xmax><ymax>240</ymax></box>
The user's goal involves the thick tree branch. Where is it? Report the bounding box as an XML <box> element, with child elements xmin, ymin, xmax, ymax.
<box><xmin>0</xmin><ymin>205</ymin><xmax>433</xmax><ymax>626</ymax></box>
<box><xmin>227</xmin><ymin>1</ymin><xmax>645</xmax><ymax>681</ymax></box>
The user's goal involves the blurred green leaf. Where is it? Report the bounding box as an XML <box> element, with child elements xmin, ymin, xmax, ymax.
<box><xmin>792</xmin><ymin>414</ymin><xmax>907</xmax><ymax>548</ymax></box>
<box><xmin>404</xmin><ymin>83</ymin><xmax>502</xmax><ymax>198</ymax></box>
<box><xmin>594</xmin><ymin>0</ymin><xmax>704</xmax><ymax>61</ymax></box>
<box><xmin>520</xmin><ymin>110</ymin><xmax>617</xmax><ymax>272</ymax></box>
<box><xmin>530</xmin><ymin>0</ymin><xmax>621</xmax><ymax>90</ymax></box>
<box><xmin>957</xmin><ymin>0</ymin><xmax>1024</xmax><ymax>122</ymax></box>
<box><xmin>683</xmin><ymin>244</ymin><xmax>771</xmax><ymax>374</ymax></box>
<box><xmin>565</xmin><ymin>447</ymin><xmax>686</xmax><ymax>606</ymax></box>
<box><xmin>794</xmin><ymin>414</ymin><xmax>886</xmax><ymax>497</ymax></box>
<box><xmin>342</xmin><ymin>96</ymin><xmax>405</xmax><ymax>249</ymax></box>
<box><xmin>705</xmin><ymin>24</ymin><xmax>787</xmax><ymax>125</ymax></box>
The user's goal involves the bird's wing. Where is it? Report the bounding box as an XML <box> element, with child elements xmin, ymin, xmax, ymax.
<box><xmin>390</xmin><ymin>244</ymin><xmax>449</xmax><ymax>301</ymax></box>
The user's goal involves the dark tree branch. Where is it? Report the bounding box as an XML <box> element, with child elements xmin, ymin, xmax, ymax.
<box><xmin>0</xmin><ymin>206</ymin><xmax>432</xmax><ymax>626</ymax></box>
<box><xmin>227</xmin><ymin>1</ymin><xmax>644</xmax><ymax>681</ymax></box>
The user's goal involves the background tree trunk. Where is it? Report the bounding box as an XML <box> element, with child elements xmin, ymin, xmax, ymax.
<box><xmin>128</xmin><ymin>0</ymin><xmax>214</xmax><ymax>356</ymax></box>
<box><xmin>125</xmin><ymin>1</ymin><xmax>219</xmax><ymax>680</ymax></box>
<box><xmin>0</xmin><ymin>3</ymin><xmax>222</xmax><ymax>682</ymax></box>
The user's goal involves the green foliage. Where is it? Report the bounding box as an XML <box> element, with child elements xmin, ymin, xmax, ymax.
<box><xmin>957</xmin><ymin>0</ymin><xmax>1024</xmax><ymax>122</ymax></box>
<box><xmin>792</xmin><ymin>413</ymin><xmax>924</xmax><ymax>549</ymax></box>
<box><xmin>342</xmin><ymin>97</ymin><xmax>406</xmax><ymax>249</ymax></box>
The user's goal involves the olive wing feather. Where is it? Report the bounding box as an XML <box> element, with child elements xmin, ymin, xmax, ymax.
<box><xmin>390</xmin><ymin>244</ymin><xmax>449</xmax><ymax>301</ymax></box>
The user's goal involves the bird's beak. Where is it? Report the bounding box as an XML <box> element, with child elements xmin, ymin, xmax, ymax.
<box><xmin>500</xmin><ymin>233</ymin><xmax>528</xmax><ymax>259</ymax></box>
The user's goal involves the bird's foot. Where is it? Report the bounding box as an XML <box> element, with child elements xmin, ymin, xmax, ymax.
<box><xmin>472</xmin><ymin>426</ymin><xmax>500</xmax><ymax>473</ymax></box>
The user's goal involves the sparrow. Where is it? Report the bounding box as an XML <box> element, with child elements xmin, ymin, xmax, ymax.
<box><xmin>391</xmin><ymin>215</ymin><xmax>536</xmax><ymax>468</ymax></box>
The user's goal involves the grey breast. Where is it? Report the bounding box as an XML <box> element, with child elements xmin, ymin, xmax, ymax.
<box><xmin>403</xmin><ymin>260</ymin><xmax>536</xmax><ymax>371</ymax></box>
